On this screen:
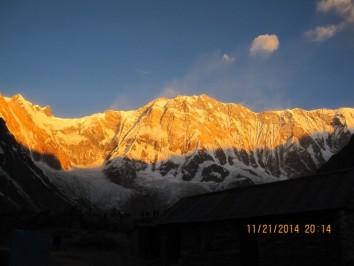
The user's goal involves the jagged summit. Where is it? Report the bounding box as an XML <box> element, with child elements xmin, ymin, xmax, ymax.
<box><xmin>11</xmin><ymin>93</ymin><xmax>26</xmax><ymax>102</ymax></box>
<box><xmin>0</xmin><ymin>93</ymin><xmax>353</xmax><ymax>186</ymax></box>
<box><xmin>148</xmin><ymin>94</ymin><xmax>249</xmax><ymax>110</ymax></box>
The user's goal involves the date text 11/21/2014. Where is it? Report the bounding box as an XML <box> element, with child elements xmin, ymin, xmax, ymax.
<box><xmin>246</xmin><ymin>224</ymin><xmax>332</xmax><ymax>234</ymax></box>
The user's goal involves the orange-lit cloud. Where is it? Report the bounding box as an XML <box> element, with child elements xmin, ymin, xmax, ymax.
<box><xmin>249</xmin><ymin>34</ymin><xmax>279</xmax><ymax>56</ymax></box>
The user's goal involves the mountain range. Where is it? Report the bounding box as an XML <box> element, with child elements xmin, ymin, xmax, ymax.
<box><xmin>1</xmin><ymin>93</ymin><xmax>354</xmax><ymax>210</ymax></box>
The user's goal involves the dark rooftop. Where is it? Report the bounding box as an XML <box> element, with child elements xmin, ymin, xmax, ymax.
<box><xmin>158</xmin><ymin>168</ymin><xmax>354</xmax><ymax>224</ymax></box>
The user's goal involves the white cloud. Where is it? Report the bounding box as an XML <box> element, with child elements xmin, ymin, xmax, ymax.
<box><xmin>317</xmin><ymin>0</ymin><xmax>354</xmax><ymax>23</ymax></box>
<box><xmin>136</xmin><ymin>68</ymin><xmax>150</xmax><ymax>75</ymax></box>
<box><xmin>306</xmin><ymin>0</ymin><xmax>354</xmax><ymax>42</ymax></box>
<box><xmin>250</xmin><ymin>34</ymin><xmax>279</xmax><ymax>56</ymax></box>
<box><xmin>318</xmin><ymin>0</ymin><xmax>348</xmax><ymax>12</ymax></box>
<box><xmin>222</xmin><ymin>53</ymin><xmax>235</xmax><ymax>63</ymax></box>
<box><xmin>305</xmin><ymin>24</ymin><xmax>342</xmax><ymax>42</ymax></box>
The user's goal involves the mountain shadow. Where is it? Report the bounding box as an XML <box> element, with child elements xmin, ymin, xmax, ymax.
<box><xmin>0</xmin><ymin>118</ymin><xmax>84</xmax><ymax>213</ymax></box>
<box><xmin>318</xmin><ymin>134</ymin><xmax>354</xmax><ymax>173</ymax></box>
<box><xmin>101</xmin><ymin>132</ymin><xmax>353</xmax><ymax>217</ymax></box>
<box><xmin>104</xmin><ymin>130</ymin><xmax>352</xmax><ymax>185</ymax></box>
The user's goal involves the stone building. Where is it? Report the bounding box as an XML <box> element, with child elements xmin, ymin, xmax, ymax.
<box><xmin>158</xmin><ymin>168</ymin><xmax>354</xmax><ymax>266</ymax></box>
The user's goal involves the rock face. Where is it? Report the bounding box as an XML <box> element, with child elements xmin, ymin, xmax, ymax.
<box><xmin>0</xmin><ymin>118</ymin><xmax>75</xmax><ymax>212</ymax></box>
<box><xmin>1</xmin><ymin>94</ymin><xmax>354</xmax><ymax>187</ymax></box>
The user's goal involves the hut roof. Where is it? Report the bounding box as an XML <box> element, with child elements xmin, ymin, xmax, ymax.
<box><xmin>159</xmin><ymin>168</ymin><xmax>354</xmax><ymax>224</ymax></box>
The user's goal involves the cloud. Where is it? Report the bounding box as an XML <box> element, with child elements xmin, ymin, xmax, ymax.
<box><xmin>249</xmin><ymin>34</ymin><xmax>279</xmax><ymax>56</ymax></box>
<box><xmin>306</xmin><ymin>0</ymin><xmax>354</xmax><ymax>42</ymax></box>
<box><xmin>317</xmin><ymin>0</ymin><xmax>354</xmax><ymax>23</ymax></box>
<box><xmin>305</xmin><ymin>24</ymin><xmax>342</xmax><ymax>42</ymax></box>
<box><xmin>222</xmin><ymin>54</ymin><xmax>235</xmax><ymax>63</ymax></box>
<box><xmin>196</xmin><ymin>51</ymin><xmax>236</xmax><ymax>71</ymax></box>
<box><xmin>155</xmin><ymin>50</ymin><xmax>236</xmax><ymax>98</ymax></box>
<box><xmin>136</xmin><ymin>68</ymin><xmax>150</xmax><ymax>75</ymax></box>
<box><xmin>155</xmin><ymin>47</ymin><xmax>291</xmax><ymax>112</ymax></box>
